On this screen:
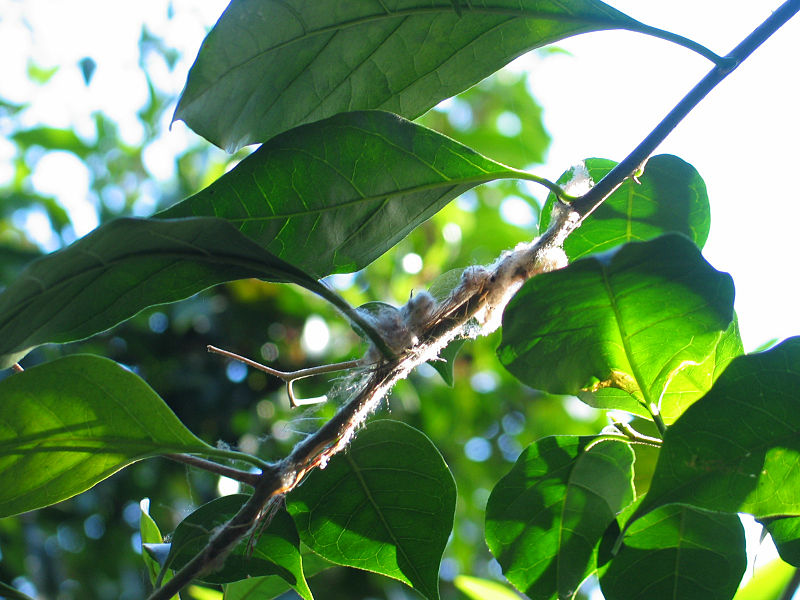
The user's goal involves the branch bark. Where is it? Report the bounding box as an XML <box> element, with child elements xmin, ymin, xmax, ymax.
<box><xmin>147</xmin><ymin>3</ymin><xmax>800</xmax><ymax>598</ymax></box>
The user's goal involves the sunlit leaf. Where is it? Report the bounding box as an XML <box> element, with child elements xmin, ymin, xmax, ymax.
<box><xmin>161</xmin><ymin>111</ymin><xmax>524</xmax><ymax>278</ymax></box>
<box><xmin>165</xmin><ymin>494</ymin><xmax>312</xmax><ymax>598</ymax></box>
<box><xmin>286</xmin><ymin>420</ymin><xmax>456</xmax><ymax>600</ymax></box>
<box><xmin>732</xmin><ymin>558</ymin><xmax>796</xmax><ymax>600</ymax></box>
<box><xmin>175</xmin><ymin>1</ymin><xmax>639</xmax><ymax>151</ymax></box>
<box><xmin>0</xmin><ymin>355</ymin><xmax>212</xmax><ymax>517</ymax></box>
<box><xmin>632</xmin><ymin>337</ymin><xmax>800</xmax><ymax>523</ymax></box>
<box><xmin>540</xmin><ymin>155</ymin><xmax>710</xmax><ymax>258</ymax></box>
<box><xmin>485</xmin><ymin>436</ymin><xmax>634</xmax><ymax>599</ymax></box>
<box><xmin>497</xmin><ymin>234</ymin><xmax>735</xmax><ymax>422</ymax></box>
<box><xmin>762</xmin><ymin>516</ymin><xmax>800</xmax><ymax>566</ymax></box>
<box><xmin>0</xmin><ymin>217</ymin><xmax>325</xmax><ymax>368</ymax></box>
<box><xmin>600</xmin><ymin>505</ymin><xmax>745</xmax><ymax>600</ymax></box>
<box><xmin>454</xmin><ymin>575</ymin><xmax>522</xmax><ymax>600</ymax></box>
<box><xmin>579</xmin><ymin>317</ymin><xmax>743</xmax><ymax>422</ymax></box>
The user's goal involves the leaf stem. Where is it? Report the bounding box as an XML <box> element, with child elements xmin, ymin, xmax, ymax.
<box><xmin>570</xmin><ymin>0</ymin><xmax>800</xmax><ymax>220</ymax></box>
<box><xmin>621</xmin><ymin>22</ymin><xmax>728</xmax><ymax>66</ymax></box>
<box><xmin>302</xmin><ymin>279</ymin><xmax>398</xmax><ymax>359</ymax></box>
<box><xmin>510</xmin><ymin>170</ymin><xmax>577</xmax><ymax>202</ymax></box>
<box><xmin>647</xmin><ymin>404</ymin><xmax>668</xmax><ymax>437</ymax></box>
<box><xmin>190</xmin><ymin>446</ymin><xmax>272</xmax><ymax>472</ymax></box>
<box><xmin>164</xmin><ymin>454</ymin><xmax>261</xmax><ymax>487</ymax></box>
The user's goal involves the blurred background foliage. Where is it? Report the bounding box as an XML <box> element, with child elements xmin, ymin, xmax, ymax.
<box><xmin>0</xmin><ymin>6</ymin><xmax>617</xmax><ymax>600</ymax></box>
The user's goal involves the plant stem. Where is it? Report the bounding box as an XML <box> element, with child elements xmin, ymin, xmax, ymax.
<box><xmin>165</xmin><ymin>454</ymin><xmax>260</xmax><ymax>487</ymax></box>
<box><xmin>207</xmin><ymin>344</ymin><xmax>367</xmax><ymax>407</ymax></box>
<box><xmin>570</xmin><ymin>0</ymin><xmax>800</xmax><ymax>219</ymax></box>
<box><xmin>303</xmin><ymin>278</ymin><xmax>397</xmax><ymax>359</ymax></box>
<box><xmin>622</xmin><ymin>22</ymin><xmax>728</xmax><ymax>66</ymax></box>
<box><xmin>192</xmin><ymin>447</ymin><xmax>272</xmax><ymax>472</ymax></box>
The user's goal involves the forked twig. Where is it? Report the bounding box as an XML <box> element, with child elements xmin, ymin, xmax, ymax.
<box><xmin>206</xmin><ymin>344</ymin><xmax>368</xmax><ymax>407</ymax></box>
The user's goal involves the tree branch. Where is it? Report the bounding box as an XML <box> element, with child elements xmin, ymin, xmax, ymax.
<box><xmin>147</xmin><ymin>4</ymin><xmax>800</xmax><ymax>597</ymax></box>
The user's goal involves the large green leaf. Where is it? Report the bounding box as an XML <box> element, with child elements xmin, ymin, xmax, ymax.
<box><xmin>161</xmin><ymin>110</ymin><xmax>523</xmax><ymax>278</ymax></box>
<box><xmin>0</xmin><ymin>355</ymin><xmax>211</xmax><ymax>517</ymax></box>
<box><xmin>485</xmin><ymin>436</ymin><xmax>634</xmax><ymax>599</ymax></box>
<box><xmin>0</xmin><ymin>216</ymin><xmax>324</xmax><ymax>368</ymax></box>
<box><xmin>540</xmin><ymin>155</ymin><xmax>710</xmax><ymax>259</ymax></box>
<box><xmin>632</xmin><ymin>337</ymin><xmax>800</xmax><ymax>523</ymax></box>
<box><xmin>600</xmin><ymin>505</ymin><xmax>746</xmax><ymax>600</ymax></box>
<box><xmin>497</xmin><ymin>234</ymin><xmax>735</xmax><ymax>422</ymax></box>
<box><xmin>174</xmin><ymin>1</ymin><xmax>639</xmax><ymax>151</ymax></box>
<box><xmin>165</xmin><ymin>494</ymin><xmax>312</xmax><ymax>597</ymax></box>
<box><xmin>286</xmin><ymin>420</ymin><xmax>456</xmax><ymax>600</ymax></box>
<box><xmin>762</xmin><ymin>516</ymin><xmax>800</xmax><ymax>567</ymax></box>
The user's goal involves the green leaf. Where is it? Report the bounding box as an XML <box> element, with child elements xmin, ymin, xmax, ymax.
<box><xmin>429</xmin><ymin>338</ymin><xmax>465</xmax><ymax>387</ymax></box>
<box><xmin>763</xmin><ymin>516</ymin><xmax>800</xmax><ymax>566</ymax></box>
<box><xmin>454</xmin><ymin>575</ymin><xmax>522</xmax><ymax>600</ymax></box>
<box><xmin>174</xmin><ymin>1</ymin><xmax>639</xmax><ymax>151</ymax></box>
<box><xmin>286</xmin><ymin>420</ymin><xmax>456</xmax><ymax>600</ymax></box>
<box><xmin>0</xmin><ymin>355</ymin><xmax>211</xmax><ymax>517</ymax></box>
<box><xmin>224</xmin><ymin>551</ymin><xmax>333</xmax><ymax>600</ymax></box>
<box><xmin>187</xmin><ymin>587</ymin><xmax>223</xmax><ymax>600</ymax></box>
<box><xmin>732</xmin><ymin>559</ymin><xmax>796</xmax><ymax>600</ymax></box>
<box><xmin>633</xmin><ymin>337</ymin><xmax>800</xmax><ymax>523</ymax></box>
<box><xmin>160</xmin><ymin>111</ymin><xmax>523</xmax><ymax>278</ymax></box>
<box><xmin>540</xmin><ymin>155</ymin><xmax>710</xmax><ymax>259</ymax></box>
<box><xmin>0</xmin><ymin>216</ymin><xmax>325</xmax><ymax>367</ymax></box>
<box><xmin>600</xmin><ymin>505</ymin><xmax>746</xmax><ymax>600</ymax></box>
<box><xmin>497</xmin><ymin>234</ymin><xmax>735</xmax><ymax>422</ymax></box>
<box><xmin>140</xmin><ymin>499</ymin><xmax>169</xmax><ymax>587</ymax></box>
<box><xmin>485</xmin><ymin>436</ymin><xmax>634</xmax><ymax>599</ymax></box>
<box><xmin>579</xmin><ymin>317</ymin><xmax>743</xmax><ymax>422</ymax></box>
<box><xmin>166</xmin><ymin>494</ymin><xmax>313</xmax><ymax>598</ymax></box>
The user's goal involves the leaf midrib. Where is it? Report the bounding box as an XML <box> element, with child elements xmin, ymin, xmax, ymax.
<box><xmin>600</xmin><ymin>266</ymin><xmax>648</xmax><ymax>407</ymax></box>
<box><xmin>345</xmin><ymin>452</ymin><xmax>432</xmax><ymax>596</ymax></box>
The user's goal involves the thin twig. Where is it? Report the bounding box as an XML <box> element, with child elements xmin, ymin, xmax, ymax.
<box><xmin>611</xmin><ymin>421</ymin><xmax>663</xmax><ymax>447</ymax></box>
<box><xmin>207</xmin><ymin>344</ymin><xmax>367</xmax><ymax>407</ymax></box>
<box><xmin>164</xmin><ymin>454</ymin><xmax>261</xmax><ymax>487</ymax></box>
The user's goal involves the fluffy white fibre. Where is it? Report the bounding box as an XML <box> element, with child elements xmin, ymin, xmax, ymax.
<box><xmin>563</xmin><ymin>162</ymin><xmax>594</xmax><ymax>197</ymax></box>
